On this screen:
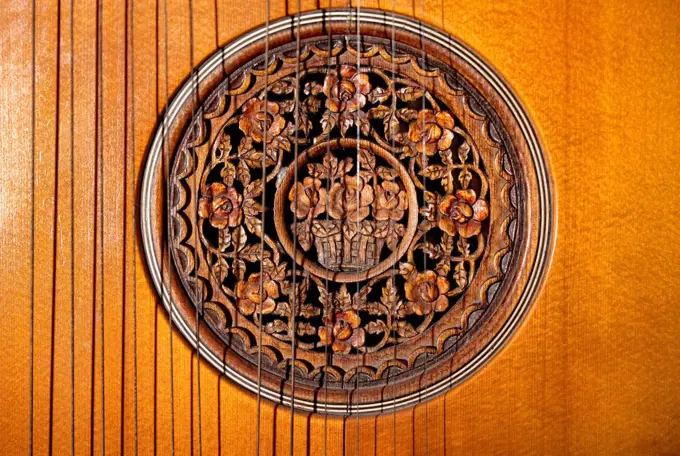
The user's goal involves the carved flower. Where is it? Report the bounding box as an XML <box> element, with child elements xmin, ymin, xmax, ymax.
<box><xmin>198</xmin><ymin>182</ymin><xmax>243</xmax><ymax>229</ymax></box>
<box><xmin>235</xmin><ymin>272</ymin><xmax>279</xmax><ymax>316</ymax></box>
<box><xmin>288</xmin><ymin>177</ymin><xmax>327</xmax><ymax>219</ymax></box>
<box><xmin>408</xmin><ymin>110</ymin><xmax>455</xmax><ymax>156</ymax></box>
<box><xmin>438</xmin><ymin>189</ymin><xmax>489</xmax><ymax>238</ymax></box>
<box><xmin>327</xmin><ymin>175</ymin><xmax>375</xmax><ymax>223</ymax></box>
<box><xmin>238</xmin><ymin>98</ymin><xmax>286</xmax><ymax>143</ymax></box>
<box><xmin>404</xmin><ymin>270</ymin><xmax>450</xmax><ymax>316</ymax></box>
<box><xmin>318</xmin><ymin>310</ymin><xmax>366</xmax><ymax>353</ymax></box>
<box><xmin>323</xmin><ymin>65</ymin><xmax>371</xmax><ymax>113</ymax></box>
<box><xmin>373</xmin><ymin>181</ymin><xmax>408</xmax><ymax>221</ymax></box>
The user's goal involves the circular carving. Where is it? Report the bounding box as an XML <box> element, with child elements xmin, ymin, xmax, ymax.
<box><xmin>140</xmin><ymin>9</ymin><xmax>555</xmax><ymax>415</ymax></box>
<box><xmin>273</xmin><ymin>138</ymin><xmax>419</xmax><ymax>283</ymax></box>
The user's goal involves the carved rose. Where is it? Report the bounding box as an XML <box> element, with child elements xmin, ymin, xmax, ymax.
<box><xmin>238</xmin><ymin>98</ymin><xmax>286</xmax><ymax>143</ymax></box>
<box><xmin>327</xmin><ymin>175</ymin><xmax>375</xmax><ymax>223</ymax></box>
<box><xmin>408</xmin><ymin>110</ymin><xmax>455</xmax><ymax>156</ymax></box>
<box><xmin>235</xmin><ymin>272</ymin><xmax>279</xmax><ymax>316</ymax></box>
<box><xmin>318</xmin><ymin>310</ymin><xmax>366</xmax><ymax>353</ymax></box>
<box><xmin>323</xmin><ymin>65</ymin><xmax>371</xmax><ymax>113</ymax></box>
<box><xmin>404</xmin><ymin>270</ymin><xmax>450</xmax><ymax>316</ymax></box>
<box><xmin>198</xmin><ymin>182</ymin><xmax>243</xmax><ymax>229</ymax></box>
<box><xmin>438</xmin><ymin>189</ymin><xmax>489</xmax><ymax>238</ymax></box>
<box><xmin>373</xmin><ymin>181</ymin><xmax>408</xmax><ymax>221</ymax></box>
<box><xmin>288</xmin><ymin>177</ymin><xmax>327</xmax><ymax>219</ymax></box>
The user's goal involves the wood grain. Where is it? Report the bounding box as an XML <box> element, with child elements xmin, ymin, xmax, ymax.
<box><xmin>1</xmin><ymin>0</ymin><xmax>679</xmax><ymax>454</ymax></box>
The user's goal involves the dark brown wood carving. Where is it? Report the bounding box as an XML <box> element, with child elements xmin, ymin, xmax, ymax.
<box><xmin>143</xmin><ymin>15</ymin><xmax>549</xmax><ymax>414</ymax></box>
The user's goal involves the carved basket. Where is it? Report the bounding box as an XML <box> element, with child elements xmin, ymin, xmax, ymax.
<box><xmin>312</xmin><ymin>220</ymin><xmax>385</xmax><ymax>272</ymax></box>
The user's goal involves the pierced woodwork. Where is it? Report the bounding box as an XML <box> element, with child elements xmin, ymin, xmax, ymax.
<box><xmin>141</xmin><ymin>10</ymin><xmax>553</xmax><ymax>415</ymax></box>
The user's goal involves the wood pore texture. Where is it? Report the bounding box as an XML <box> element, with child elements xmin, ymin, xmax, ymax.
<box><xmin>1</xmin><ymin>0</ymin><xmax>679</xmax><ymax>455</ymax></box>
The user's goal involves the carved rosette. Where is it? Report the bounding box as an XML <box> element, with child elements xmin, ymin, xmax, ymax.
<box><xmin>142</xmin><ymin>10</ymin><xmax>554</xmax><ymax>415</ymax></box>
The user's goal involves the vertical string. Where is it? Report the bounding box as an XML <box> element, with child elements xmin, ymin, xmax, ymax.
<box><xmin>160</xmin><ymin>0</ymin><xmax>176</xmax><ymax>452</ymax></box>
<box><xmin>417</xmin><ymin>1</ymin><xmax>430</xmax><ymax>453</ymax></box>
<box><xmin>255</xmin><ymin>0</ymin><xmax>270</xmax><ymax>454</ymax></box>
<box><xmin>127</xmin><ymin>0</ymin><xmax>140</xmax><ymax>453</ymax></box>
<box><xmin>323</xmin><ymin>2</ymin><xmax>333</xmax><ymax>455</ymax></box>
<box><xmin>290</xmin><ymin>1</ymin><xmax>302</xmax><ymax>454</ymax></box>
<box><xmin>96</xmin><ymin>0</ymin><xmax>106</xmax><ymax>453</ymax></box>
<box><xmin>389</xmin><ymin>1</ymin><xmax>397</xmax><ymax>454</ymax></box>
<box><xmin>69</xmin><ymin>0</ymin><xmax>76</xmax><ymax>453</ymax></box>
<box><xmin>187</xmin><ymin>0</ymin><xmax>203</xmax><ymax>453</ymax></box>
<box><xmin>29</xmin><ymin>0</ymin><xmax>36</xmax><ymax>452</ymax></box>
<box><xmin>354</xmin><ymin>0</ymin><xmax>361</xmax><ymax>452</ymax></box>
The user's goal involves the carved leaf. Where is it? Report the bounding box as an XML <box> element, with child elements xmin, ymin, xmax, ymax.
<box><xmin>396</xmin><ymin>86</ymin><xmax>424</xmax><ymax>101</ymax></box>
<box><xmin>244</xmin><ymin>179</ymin><xmax>263</xmax><ymax>199</ymax></box>
<box><xmin>367</xmin><ymin>86</ymin><xmax>390</xmax><ymax>104</ymax></box>
<box><xmin>368</xmin><ymin>105</ymin><xmax>391</xmax><ymax>120</ymax></box>
<box><xmin>458</xmin><ymin>142</ymin><xmax>471</xmax><ymax>163</ymax></box>
<box><xmin>212</xmin><ymin>256</ymin><xmax>230</xmax><ymax>282</ymax></box>
<box><xmin>458</xmin><ymin>168</ymin><xmax>472</xmax><ymax>188</ymax></box>
<box><xmin>299</xmin><ymin>304</ymin><xmax>321</xmax><ymax>318</ymax></box>
<box><xmin>265</xmin><ymin>319</ymin><xmax>289</xmax><ymax>334</ymax></box>
<box><xmin>366</xmin><ymin>320</ymin><xmax>388</xmax><ymax>335</ymax></box>
<box><xmin>221</xmin><ymin>161</ymin><xmax>236</xmax><ymax>185</ymax></box>
<box><xmin>232</xmin><ymin>226</ymin><xmax>247</xmax><ymax>252</ymax></box>
<box><xmin>336</xmin><ymin>285</ymin><xmax>352</xmax><ymax>311</ymax></box>
<box><xmin>396</xmin><ymin>321</ymin><xmax>417</xmax><ymax>338</ymax></box>
<box><xmin>420</xmin><ymin>164</ymin><xmax>447</xmax><ymax>180</ymax></box>
<box><xmin>453</xmin><ymin>262</ymin><xmax>468</xmax><ymax>288</ymax></box>
<box><xmin>237</xmin><ymin>160</ymin><xmax>251</xmax><ymax>185</ymax></box>
<box><xmin>233</xmin><ymin>259</ymin><xmax>246</xmax><ymax>280</ymax></box>
<box><xmin>244</xmin><ymin>215</ymin><xmax>263</xmax><ymax>237</ymax></box>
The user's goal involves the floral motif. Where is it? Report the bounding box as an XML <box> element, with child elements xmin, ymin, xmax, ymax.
<box><xmin>198</xmin><ymin>182</ymin><xmax>243</xmax><ymax>229</ymax></box>
<box><xmin>235</xmin><ymin>272</ymin><xmax>279</xmax><ymax>316</ymax></box>
<box><xmin>327</xmin><ymin>175</ymin><xmax>375</xmax><ymax>223</ymax></box>
<box><xmin>323</xmin><ymin>65</ymin><xmax>371</xmax><ymax>113</ymax></box>
<box><xmin>318</xmin><ymin>310</ymin><xmax>366</xmax><ymax>353</ymax></box>
<box><xmin>438</xmin><ymin>189</ymin><xmax>489</xmax><ymax>238</ymax></box>
<box><xmin>408</xmin><ymin>110</ymin><xmax>455</xmax><ymax>155</ymax></box>
<box><xmin>238</xmin><ymin>98</ymin><xmax>286</xmax><ymax>143</ymax></box>
<box><xmin>289</xmin><ymin>177</ymin><xmax>326</xmax><ymax>219</ymax></box>
<box><xmin>404</xmin><ymin>270</ymin><xmax>450</xmax><ymax>316</ymax></box>
<box><xmin>373</xmin><ymin>181</ymin><xmax>408</xmax><ymax>221</ymax></box>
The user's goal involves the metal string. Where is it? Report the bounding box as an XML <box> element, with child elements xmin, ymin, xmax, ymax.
<box><xmin>255</xmin><ymin>0</ymin><xmax>271</xmax><ymax>454</ymax></box>
<box><xmin>354</xmin><ymin>1</ymin><xmax>361</xmax><ymax>453</ymax></box>
<box><xmin>29</xmin><ymin>0</ymin><xmax>36</xmax><ymax>453</ymax></box>
<box><xmin>161</xmin><ymin>0</ymin><xmax>176</xmax><ymax>452</ymax></box>
<box><xmin>187</xmin><ymin>0</ymin><xmax>203</xmax><ymax>452</ymax></box>
<box><xmin>415</xmin><ymin>1</ymin><xmax>430</xmax><ymax>453</ymax></box>
<box><xmin>290</xmin><ymin>1</ymin><xmax>302</xmax><ymax>454</ymax></box>
<box><xmin>127</xmin><ymin>0</ymin><xmax>140</xmax><ymax>453</ymax></box>
<box><xmin>69</xmin><ymin>0</ymin><xmax>76</xmax><ymax>452</ymax></box>
<box><xmin>323</xmin><ymin>2</ymin><xmax>333</xmax><ymax>454</ymax></box>
<box><xmin>389</xmin><ymin>1</ymin><xmax>397</xmax><ymax>453</ymax></box>
<box><xmin>96</xmin><ymin>0</ymin><xmax>105</xmax><ymax>453</ymax></box>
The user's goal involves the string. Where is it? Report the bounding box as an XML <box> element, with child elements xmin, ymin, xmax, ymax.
<box><xmin>29</xmin><ymin>0</ymin><xmax>36</xmax><ymax>452</ymax></box>
<box><xmin>96</xmin><ymin>0</ymin><xmax>105</xmax><ymax>452</ymax></box>
<box><xmin>414</xmin><ymin>1</ymin><xmax>431</xmax><ymax>453</ymax></box>
<box><xmin>354</xmin><ymin>0</ymin><xmax>361</xmax><ymax>452</ymax></box>
<box><xmin>160</xmin><ymin>0</ymin><xmax>176</xmax><ymax>452</ymax></box>
<box><xmin>49</xmin><ymin>1</ymin><xmax>63</xmax><ymax>453</ymax></box>
<box><xmin>69</xmin><ymin>0</ymin><xmax>76</xmax><ymax>452</ymax></box>
<box><xmin>289</xmin><ymin>1</ymin><xmax>302</xmax><ymax>454</ymax></box>
<box><xmin>389</xmin><ymin>0</ymin><xmax>397</xmax><ymax>454</ymax></box>
<box><xmin>255</xmin><ymin>0</ymin><xmax>270</xmax><ymax>454</ymax></box>
<box><xmin>187</xmin><ymin>0</ymin><xmax>203</xmax><ymax>452</ymax></box>
<box><xmin>323</xmin><ymin>2</ymin><xmax>332</xmax><ymax>455</ymax></box>
<box><xmin>127</xmin><ymin>0</ymin><xmax>140</xmax><ymax>452</ymax></box>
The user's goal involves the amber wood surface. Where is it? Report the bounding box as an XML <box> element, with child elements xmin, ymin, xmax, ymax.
<box><xmin>1</xmin><ymin>0</ymin><xmax>679</xmax><ymax>455</ymax></box>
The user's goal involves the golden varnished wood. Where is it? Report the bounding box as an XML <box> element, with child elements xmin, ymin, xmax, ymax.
<box><xmin>1</xmin><ymin>0</ymin><xmax>679</xmax><ymax>454</ymax></box>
